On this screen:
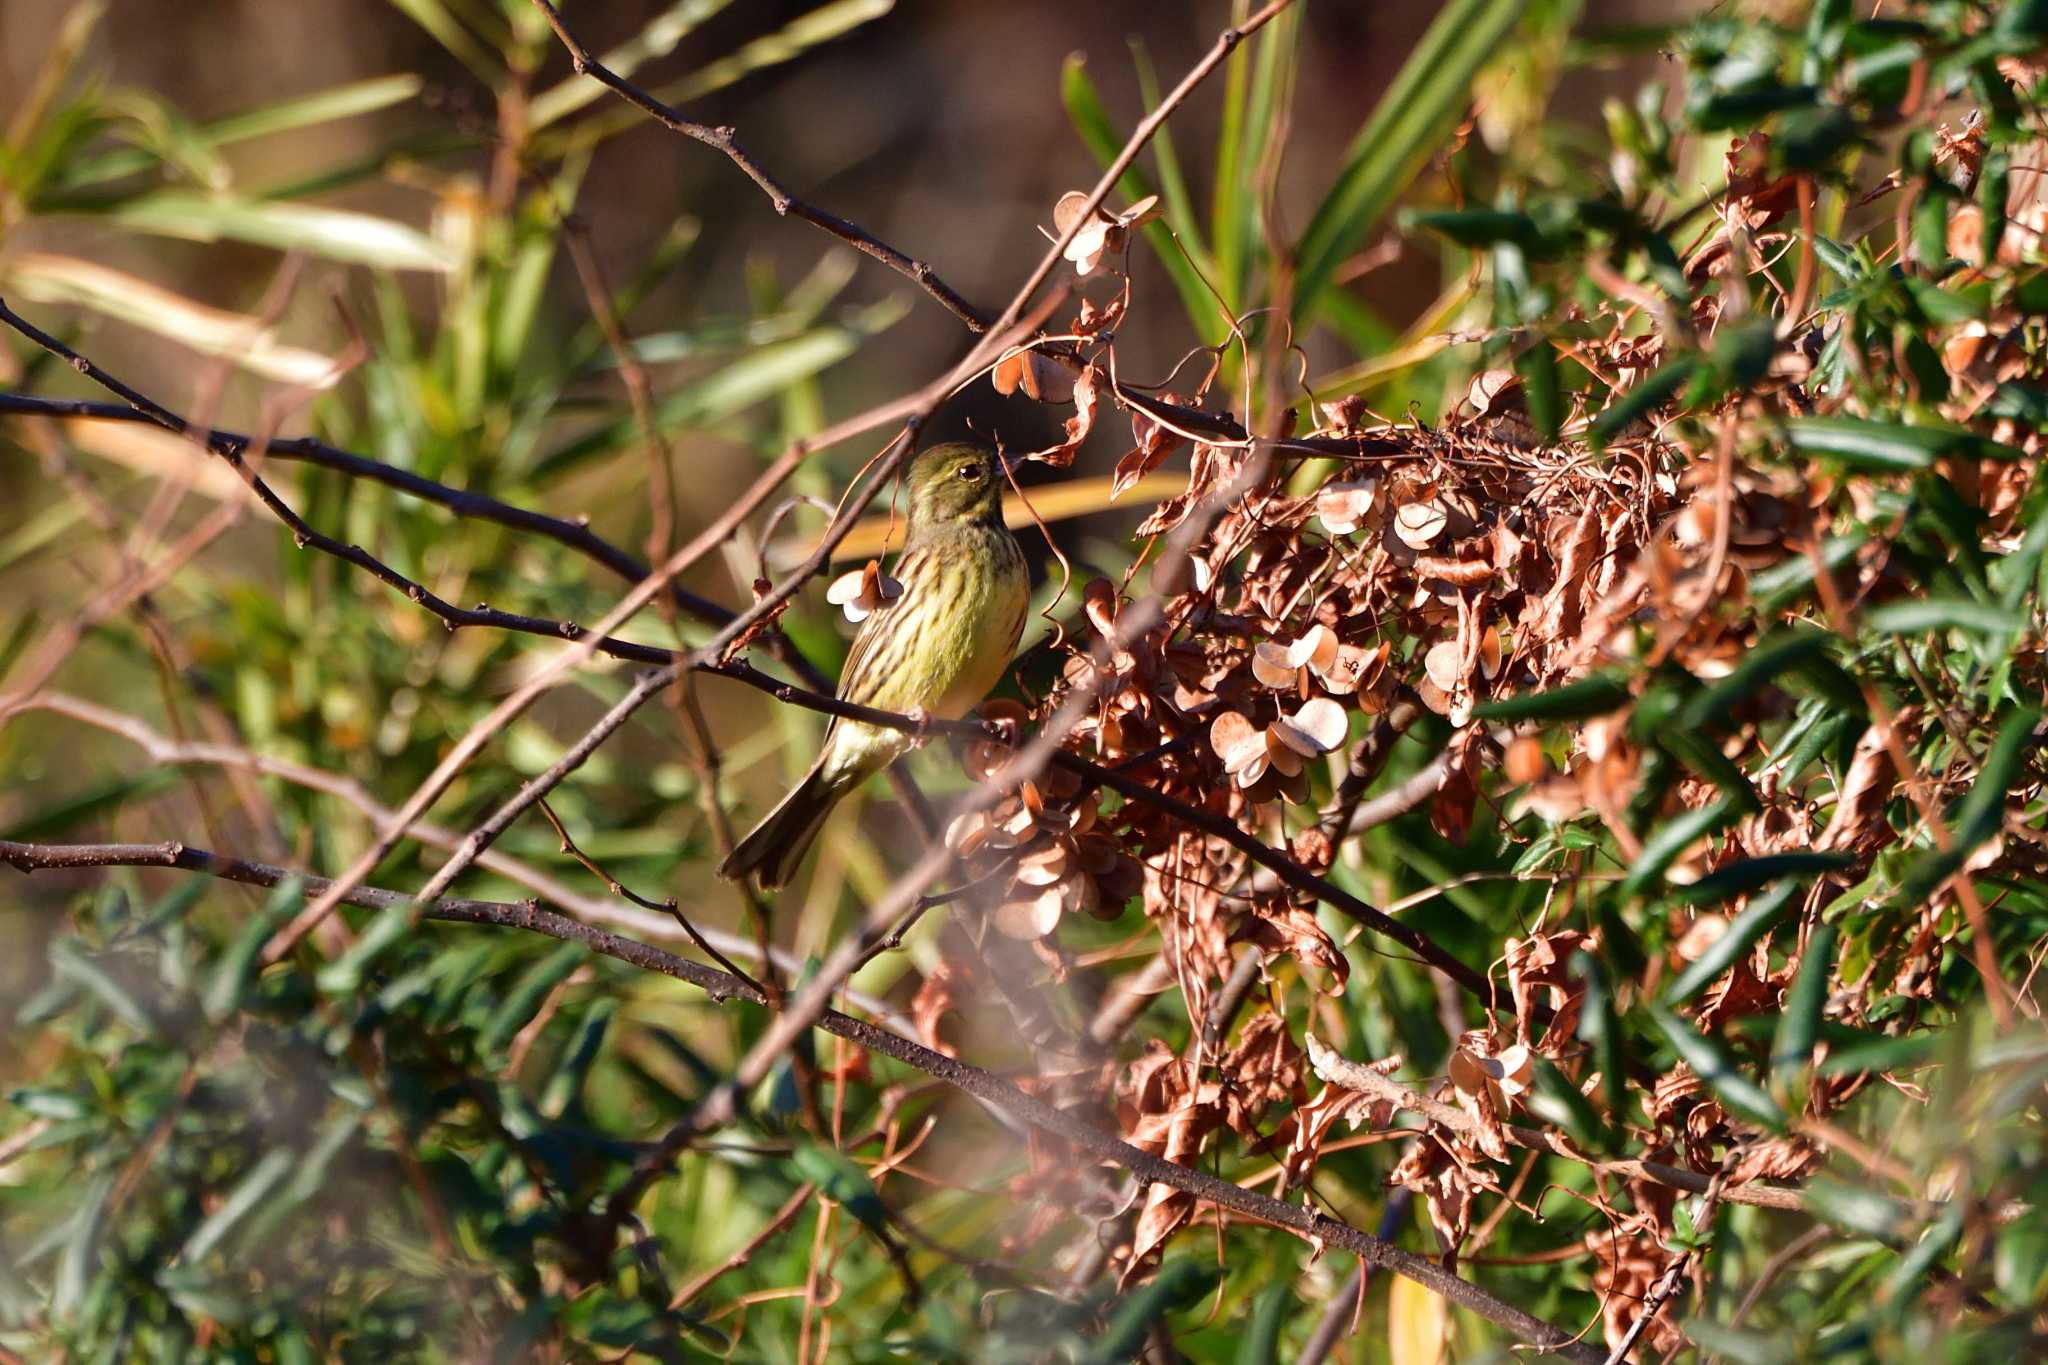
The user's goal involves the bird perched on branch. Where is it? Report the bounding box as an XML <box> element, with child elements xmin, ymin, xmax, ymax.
<box><xmin>722</xmin><ymin>442</ymin><xmax>1030</xmax><ymax>889</ymax></box>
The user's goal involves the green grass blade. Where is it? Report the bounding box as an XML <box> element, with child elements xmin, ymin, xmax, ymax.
<box><xmin>1231</xmin><ymin>2</ymin><xmax>1297</xmax><ymax>312</ymax></box>
<box><xmin>1128</xmin><ymin>39</ymin><xmax>1210</xmax><ymax>276</ymax></box>
<box><xmin>1293</xmin><ymin>0</ymin><xmax>1527</xmax><ymax>323</ymax></box>
<box><xmin>1211</xmin><ymin>0</ymin><xmax>1254</xmax><ymax>312</ymax></box>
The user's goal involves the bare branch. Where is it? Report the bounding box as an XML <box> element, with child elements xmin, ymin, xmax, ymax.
<box><xmin>527</xmin><ymin>0</ymin><xmax>993</xmax><ymax>334</ymax></box>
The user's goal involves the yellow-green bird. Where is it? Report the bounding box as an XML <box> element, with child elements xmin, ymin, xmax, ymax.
<box><xmin>722</xmin><ymin>443</ymin><xmax>1030</xmax><ymax>889</ymax></box>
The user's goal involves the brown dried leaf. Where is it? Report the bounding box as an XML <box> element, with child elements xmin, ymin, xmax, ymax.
<box><xmin>1232</xmin><ymin>902</ymin><xmax>1351</xmax><ymax>989</ymax></box>
<box><xmin>1394</xmin><ymin>498</ymin><xmax>1449</xmax><ymax>549</ymax></box>
<box><xmin>911</xmin><ymin>964</ymin><xmax>959</xmax><ymax>1057</ymax></box>
<box><xmin>825</xmin><ymin>560</ymin><xmax>903</xmax><ymax>622</ymax></box>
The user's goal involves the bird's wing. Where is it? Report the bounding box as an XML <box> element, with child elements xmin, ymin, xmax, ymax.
<box><xmin>831</xmin><ymin>545</ymin><xmax>927</xmax><ymax>711</ymax></box>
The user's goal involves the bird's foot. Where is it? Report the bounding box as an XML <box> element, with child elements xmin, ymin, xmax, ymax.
<box><xmin>905</xmin><ymin>705</ymin><xmax>934</xmax><ymax>744</ymax></box>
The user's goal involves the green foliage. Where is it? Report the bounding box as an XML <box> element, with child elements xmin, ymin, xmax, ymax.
<box><xmin>4</xmin><ymin>0</ymin><xmax>2048</xmax><ymax>1360</ymax></box>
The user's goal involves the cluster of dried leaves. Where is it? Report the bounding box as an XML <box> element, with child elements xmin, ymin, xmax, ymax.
<box><xmin>910</xmin><ymin>66</ymin><xmax>2048</xmax><ymax>1349</ymax></box>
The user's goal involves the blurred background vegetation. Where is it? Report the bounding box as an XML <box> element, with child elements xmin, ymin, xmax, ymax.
<box><xmin>5</xmin><ymin>0</ymin><xmax>2048</xmax><ymax>1361</ymax></box>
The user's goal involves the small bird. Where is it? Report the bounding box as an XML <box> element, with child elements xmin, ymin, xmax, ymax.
<box><xmin>722</xmin><ymin>443</ymin><xmax>1030</xmax><ymax>889</ymax></box>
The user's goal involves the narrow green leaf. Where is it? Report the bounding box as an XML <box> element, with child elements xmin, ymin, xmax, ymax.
<box><xmin>8</xmin><ymin>1088</ymin><xmax>92</xmax><ymax>1121</ymax></box>
<box><xmin>1864</xmin><ymin>596</ymin><xmax>2027</xmax><ymax>637</ymax></box>
<box><xmin>1985</xmin><ymin>381</ymin><xmax>2048</xmax><ymax>427</ymax></box>
<box><xmin>1526</xmin><ymin>1056</ymin><xmax>1606</xmax><ymax>1149</ymax></box>
<box><xmin>1293</xmin><ymin>0</ymin><xmax>1527</xmax><ymax>319</ymax></box>
<box><xmin>480</xmin><ymin>942</ymin><xmax>589</xmax><ymax>1057</ymax></box>
<box><xmin>1517</xmin><ymin>332</ymin><xmax>1562</xmax><ymax>441</ymax></box>
<box><xmin>1405</xmin><ymin>207</ymin><xmax>1549</xmax><ymax>251</ymax></box>
<box><xmin>0</xmin><ymin>604</ymin><xmax>41</xmax><ymax>678</ymax></box>
<box><xmin>1128</xmin><ymin>38</ymin><xmax>1210</xmax><ymax>279</ymax></box>
<box><xmin>1673</xmin><ymin>853</ymin><xmax>1857</xmax><ymax>907</ymax></box>
<box><xmin>1994</xmin><ymin>1212</ymin><xmax>2048</xmax><ymax>1303</ymax></box>
<box><xmin>1665</xmin><ymin>881</ymin><xmax>1803</xmax><ymax>1005</ymax></box>
<box><xmin>103</xmin><ymin>192</ymin><xmax>456</xmax><ymax>272</ymax></box>
<box><xmin>1574</xmin><ymin>950</ymin><xmax>1628</xmax><ymax>1138</ymax></box>
<box><xmin>383</xmin><ymin>0</ymin><xmax>500</xmax><ymax>82</ymax></box>
<box><xmin>1787</xmin><ymin>417</ymin><xmax>2024</xmax><ymax>469</ymax></box>
<box><xmin>1210</xmin><ymin>0</ymin><xmax>1254</xmax><ymax>311</ymax></box>
<box><xmin>540</xmin><ymin>999</ymin><xmax>617</xmax><ymax>1118</ymax></box>
<box><xmin>1657</xmin><ymin>729</ymin><xmax>1762</xmax><ymax>811</ymax></box>
<box><xmin>1226</xmin><ymin>0</ymin><xmax>1296</xmax><ymax>311</ymax></box>
<box><xmin>204</xmin><ymin>877</ymin><xmax>304</xmax><ymax>1021</ymax></box>
<box><xmin>1681</xmin><ymin>1320</ymin><xmax>1783</xmax><ymax>1364</ymax></box>
<box><xmin>538</xmin><ymin>307</ymin><xmax>903</xmax><ymax>478</ymax></box>
<box><xmin>1802</xmin><ymin>1177</ymin><xmax>1909</xmax><ymax>1241</ymax></box>
<box><xmin>1235</xmin><ymin>1285</ymin><xmax>1290</xmax><ymax>1365</ymax></box>
<box><xmin>1993</xmin><ymin>477</ymin><xmax>2048</xmax><ymax>609</ymax></box>
<box><xmin>1474</xmin><ymin>672</ymin><xmax>1631</xmax><ymax>722</ymax></box>
<box><xmin>1771</xmin><ymin>920</ymin><xmax>1837</xmax><ymax>1101</ymax></box>
<box><xmin>1648</xmin><ymin>1003</ymin><xmax>1786</xmax><ymax>1129</ymax></box>
<box><xmin>1624</xmin><ymin>796</ymin><xmax>1741</xmax><ymax>900</ymax></box>
<box><xmin>1061</xmin><ymin>55</ymin><xmax>1216</xmax><ymax>337</ymax></box>
<box><xmin>1676</xmin><ymin>628</ymin><xmax>1836</xmax><ymax>732</ymax></box>
<box><xmin>529</xmin><ymin>0</ymin><xmax>738</xmax><ymax>129</ymax></box>
<box><xmin>1883</xmin><ymin>1203</ymin><xmax>1964</xmax><ymax>1308</ymax></box>
<box><xmin>1588</xmin><ymin>355</ymin><xmax>1701</xmax><ymax>451</ymax></box>
<box><xmin>52</xmin><ymin>1174</ymin><xmax>113</xmax><ymax>1318</ymax></box>
<box><xmin>178</xmin><ymin>1148</ymin><xmax>295</xmax><ymax>1264</ymax></box>
<box><xmin>49</xmin><ymin>940</ymin><xmax>157</xmax><ymax>1035</ymax></box>
<box><xmin>1817</xmin><ymin>1028</ymin><xmax>1941</xmax><ymax>1076</ymax></box>
<box><xmin>1084</xmin><ymin>1260</ymin><xmax>1222</xmax><ymax>1365</ymax></box>
<box><xmin>791</xmin><ymin>1144</ymin><xmax>891</xmax><ymax>1238</ymax></box>
<box><xmin>207</xmin><ymin>74</ymin><xmax>425</xmax><ymax>146</ymax></box>
<box><xmin>1889</xmin><ymin>706</ymin><xmax>2042</xmax><ymax>911</ymax></box>
<box><xmin>543</xmin><ymin>1</ymin><xmax>896</xmax><ymax>156</ymax></box>
<box><xmin>58</xmin><ymin>75</ymin><xmax>426</xmax><ymax>191</ymax></box>
<box><xmin>313</xmin><ymin>901</ymin><xmax>414</xmax><ymax>996</ymax></box>
<box><xmin>1688</xmin><ymin>83</ymin><xmax>1820</xmax><ymax>129</ymax></box>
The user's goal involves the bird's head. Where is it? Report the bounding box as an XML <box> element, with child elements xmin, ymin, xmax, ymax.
<box><xmin>906</xmin><ymin>442</ymin><xmax>1005</xmax><ymax>528</ymax></box>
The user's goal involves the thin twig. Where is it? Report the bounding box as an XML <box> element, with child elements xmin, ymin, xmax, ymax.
<box><xmin>670</xmin><ymin>1183</ymin><xmax>817</xmax><ymax>1309</ymax></box>
<box><xmin>528</xmin><ymin>0</ymin><xmax>993</xmax><ymax>334</ymax></box>
<box><xmin>535</xmin><ymin>797</ymin><xmax>760</xmax><ymax>992</ymax></box>
<box><xmin>15</xmin><ymin>691</ymin><xmax>862</xmax><ymax>1013</ymax></box>
<box><xmin>1603</xmin><ymin>1167</ymin><xmax>1728</xmax><ymax>1365</ymax></box>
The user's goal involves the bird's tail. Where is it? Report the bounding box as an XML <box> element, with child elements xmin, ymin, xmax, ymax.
<box><xmin>720</xmin><ymin>758</ymin><xmax>849</xmax><ymax>890</ymax></box>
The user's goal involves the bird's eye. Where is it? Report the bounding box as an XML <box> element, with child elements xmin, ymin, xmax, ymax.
<box><xmin>957</xmin><ymin>463</ymin><xmax>983</xmax><ymax>481</ymax></box>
